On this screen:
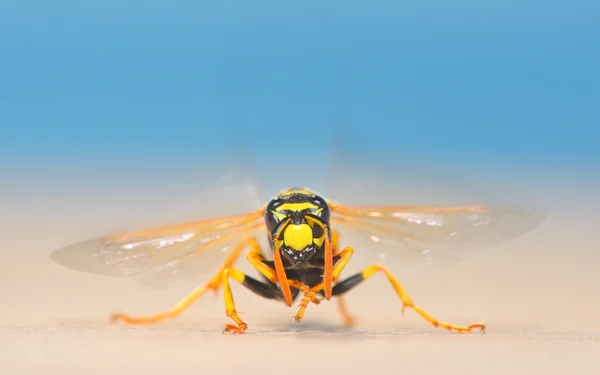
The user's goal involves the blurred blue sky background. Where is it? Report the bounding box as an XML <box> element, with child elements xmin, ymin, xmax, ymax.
<box><xmin>0</xmin><ymin>0</ymin><xmax>598</xmax><ymax>175</ymax></box>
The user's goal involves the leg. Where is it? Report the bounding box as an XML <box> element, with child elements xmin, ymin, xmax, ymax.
<box><xmin>293</xmin><ymin>245</ymin><xmax>355</xmax><ymax>323</ymax></box>
<box><xmin>221</xmin><ymin>267</ymin><xmax>281</xmax><ymax>334</ymax></box>
<box><xmin>328</xmin><ymin>264</ymin><xmax>486</xmax><ymax>333</ymax></box>
<box><xmin>336</xmin><ymin>295</ymin><xmax>355</xmax><ymax>327</ymax></box>
<box><xmin>247</xmin><ymin>252</ymin><xmax>321</xmax><ymax>305</ymax></box>
<box><xmin>222</xmin><ymin>256</ymin><xmax>323</xmax><ymax>334</ymax></box>
<box><xmin>111</xmin><ymin>236</ymin><xmax>264</xmax><ymax>324</ymax></box>
<box><xmin>330</xmin><ymin>230</ymin><xmax>355</xmax><ymax>327</ymax></box>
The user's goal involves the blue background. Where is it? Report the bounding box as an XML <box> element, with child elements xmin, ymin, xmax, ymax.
<box><xmin>1</xmin><ymin>0</ymin><xmax>598</xmax><ymax>172</ymax></box>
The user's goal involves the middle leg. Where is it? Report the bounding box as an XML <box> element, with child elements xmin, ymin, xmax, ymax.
<box><xmin>111</xmin><ymin>235</ymin><xmax>264</xmax><ymax>325</ymax></box>
<box><xmin>330</xmin><ymin>230</ymin><xmax>355</xmax><ymax>327</ymax></box>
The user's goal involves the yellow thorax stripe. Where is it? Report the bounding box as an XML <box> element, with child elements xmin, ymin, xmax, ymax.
<box><xmin>271</xmin><ymin>203</ymin><xmax>324</xmax><ymax>222</ymax></box>
<box><xmin>275</xmin><ymin>202</ymin><xmax>318</xmax><ymax>212</ymax></box>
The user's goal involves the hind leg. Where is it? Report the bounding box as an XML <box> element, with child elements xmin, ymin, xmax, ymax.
<box><xmin>327</xmin><ymin>264</ymin><xmax>486</xmax><ymax>333</ymax></box>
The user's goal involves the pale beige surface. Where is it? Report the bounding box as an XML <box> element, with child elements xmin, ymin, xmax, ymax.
<box><xmin>2</xmin><ymin>169</ymin><xmax>599</xmax><ymax>375</ymax></box>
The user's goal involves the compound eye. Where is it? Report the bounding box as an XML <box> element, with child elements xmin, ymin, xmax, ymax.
<box><xmin>311</xmin><ymin>196</ymin><xmax>330</xmax><ymax>223</ymax></box>
<box><xmin>265</xmin><ymin>211</ymin><xmax>280</xmax><ymax>234</ymax></box>
<box><xmin>318</xmin><ymin>205</ymin><xmax>330</xmax><ymax>223</ymax></box>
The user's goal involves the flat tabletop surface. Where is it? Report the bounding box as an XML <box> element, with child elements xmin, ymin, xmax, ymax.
<box><xmin>3</xmin><ymin>179</ymin><xmax>598</xmax><ymax>375</ymax></box>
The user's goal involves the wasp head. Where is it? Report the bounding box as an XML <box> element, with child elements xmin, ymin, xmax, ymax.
<box><xmin>264</xmin><ymin>188</ymin><xmax>330</xmax><ymax>266</ymax></box>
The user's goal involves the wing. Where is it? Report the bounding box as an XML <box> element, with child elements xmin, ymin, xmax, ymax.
<box><xmin>50</xmin><ymin>210</ymin><xmax>266</xmax><ymax>289</ymax></box>
<box><xmin>50</xmin><ymin>144</ymin><xmax>269</xmax><ymax>290</ymax></box>
<box><xmin>330</xmin><ymin>203</ymin><xmax>547</xmax><ymax>267</ymax></box>
<box><xmin>323</xmin><ymin>123</ymin><xmax>547</xmax><ymax>267</ymax></box>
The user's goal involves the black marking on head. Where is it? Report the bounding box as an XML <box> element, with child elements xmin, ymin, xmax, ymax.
<box><xmin>264</xmin><ymin>189</ymin><xmax>332</xmax><ymax>266</ymax></box>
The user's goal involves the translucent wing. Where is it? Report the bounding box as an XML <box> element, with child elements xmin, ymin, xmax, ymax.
<box><xmin>330</xmin><ymin>203</ymin><xmax>546</xmax><ymax>267</ymax></box>
<box><xmin>50</xmin><ymin>210</ymin><xmax>265</xmax><ymax>289</ymax></box>
<box><xmin>324</xmin><ymin>121</ymin><xmax>547</xmax><ymax>267</ymax></box>
<box><xmin>50</xmin><ymin>144</ymin><xmax>268</xmax><ymax>289</ymax></box>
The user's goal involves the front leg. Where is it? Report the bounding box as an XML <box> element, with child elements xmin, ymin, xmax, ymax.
<box><xmin>246</xmin><ymin>252</ymin><xmax>321</xmax><ymax>305</ymax></box>
<box><xmin>220</xmin><ymin>266</ymin><xmax>311</xmax><ymax>334</ymax></box>
<box><xmin>293</xmin><ymin>245</ymin><xmax>355</xmax><ymax>323</ymax></box>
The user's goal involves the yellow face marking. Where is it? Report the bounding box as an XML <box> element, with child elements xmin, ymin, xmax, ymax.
<box><xmin>313</xmin><ymin>237</ymin><xmax>325</xmax><ymax>248</ymax></box>
<box><xmin>271</xmin><ymin>211</ymin><xmax>287</xmax><ymax>221</ymax></box>
<box><xmin>283</xmin><ymin>224</ymin><xmax>313</xmax><ymax>251</ymax></box>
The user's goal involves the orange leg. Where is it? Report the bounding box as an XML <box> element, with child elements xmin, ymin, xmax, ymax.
<box><xmin>293</xmin><ymin>245</ymin><xmax>354</xmax><ymax>323</ymax></box>
<box><xmin>336</xmin><ymin>296</ymin><xmax>355</xmax><ymax>327</ymax></box>
<box><xmin>219</xmin><ymin>267</ymin><xmax>321</xmax><ymax>334</ymax></box>
<box><xmin>220</xmin><ymin>268</ymin><xmax>249</xmax><ymax>334</ymax></box>
<box><xmin>221</xmin><ymin>256</ymin><xmax>323</xmax><ymax>334</ymax></box>
<box><xmin>111</xmin><ymin>236</ymin><xmax>264</xmax><ymax>325</ymax></box>
<box><xmin>246</xmin><ymin>252</ymin><xmax>320</xmax><ymax>305</ymax></box>
<box><xmin>331</xmin><ymin>230</ymin><xmax>356</xmax><ymax>327</ymax></box>
<box><xmin>335</xmin><ymin>263</ymin><xmax>485</xmax><ymax>333</ymax></box>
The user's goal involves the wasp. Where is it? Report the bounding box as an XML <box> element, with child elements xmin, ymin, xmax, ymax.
<box><xmin>50</xmin><ymin>186</ymin><xmax>544</xmax><ymax>334</ymax></box>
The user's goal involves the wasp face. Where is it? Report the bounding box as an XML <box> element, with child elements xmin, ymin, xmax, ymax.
<box><xmin>264</xmin><ymin>188</ymin><xmax>330</xmax><ymax>266</ymax></box>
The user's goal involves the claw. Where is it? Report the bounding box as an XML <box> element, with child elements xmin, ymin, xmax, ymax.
<box><xmin>110</xmin><ymin>313</ymin><xmax>122</xmax><ymax>323</ymax></box>
<box><xmin>222</xmin><ymin>323</ymin><xmax>248</xmax><ymax>334</ymax></box>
